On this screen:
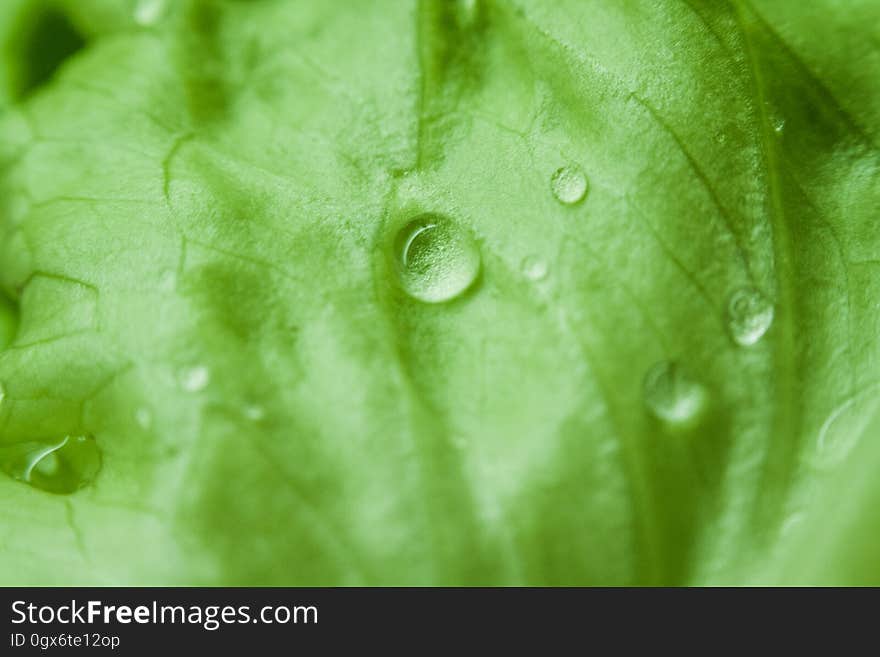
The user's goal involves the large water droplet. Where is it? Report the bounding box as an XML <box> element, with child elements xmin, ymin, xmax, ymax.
<box><xmin>726</xmin><ymin>287</ymin><xmax>773</xmax><ymax>347</ymax></box>
<box><xmin>642</xmin><ymin>360</ymin><xmax>706</xmax><ymax>423</ymax></box>
<box><xmin>551</xmin><ymin>165</ymin><xmax>588</xmax><ymax>205</ymax></box>
<box><xmin>180</xmin><ymin>365</ymin><xmax>210</xmax><ymax>392</ymax></box>
<box><xmin>0</xmin><ymin>435</ymin><xmax>101</xmax><ymax>494</ymax></box>
<box><xmin>394</xmin><ymin>213</ymin><xmax>480</xmax><ymax>303</ymax></box>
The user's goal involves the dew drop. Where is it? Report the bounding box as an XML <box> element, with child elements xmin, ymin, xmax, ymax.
<box><xmin>642</xmin><ymin>360</ymin><xmax>706</xmax><ymax>423</ymax></box>
<box><xmin>0</xmin><ymin>382</ymin><xmax>5</xmax><ymax>406</ymax></box>
<box><xmin>0</xmin><ymin>435</ymin><xmax>101</xmax><ymax>494</ymax></box>
<box><xmin>773</xmin><ymin>117</ymin><xmax>785</xmax><ymax>133</ymax></box>
<box><xmin>551</xmin><ymin>164</ymin><xmax>588</xmax><ymax>205</ymax></box>
<box><xmin>393</xmin><ymin>213</ymin><xmax>481</xmax><ymax>303</ymax></box>
<box><xmin>522</xmin><ymin>255</ymin><xmax>548</xmax><ymax>281</ymax></box>
<box><xmin>134</xmin><ymin>0</ymin><xmax>167</xmax><ymax>26</ymax></box>
<box><xmin>726</xmin><ymin>287</ymin><xmax>773</xmax><ymax>347</ymax></box>
<box><xmin>180</xmin><ymin>365</ymin><xmax>210</xmax><ymax>392</ymax></box>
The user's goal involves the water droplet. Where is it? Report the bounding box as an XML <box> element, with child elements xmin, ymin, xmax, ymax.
<box><xmin>393</xmin><ymin>213</ymin><xmax>481</xmax><ymax>303</ymax></box>
<box><xmin>135</xmin><ymin>407</ymin><xmax>153</xmax><ymax>430</ymax></box>
<box><xmin>522</xmin><ymin>255</ymin><xmax>548</xmax><ymax>281</ymax></box>
<box><xmin>134</xmin><ymin>0</ymin><xmax>166</xmax><ymax>26</ymax></box>
<box><xmin>180</xmin><ymin>365</ymin><xmax>210</xmax><ymax>392</ymax></box>
<box><xmin>726</xmin><ymin>287</ymin><xmax>773</xmax><ymax>347</ymax></box>
<box><xmin>0</xmin><ymin>382</ymin><xmax>6</xmax><ymax>405</ymax></box>
<box><xmin>642</xmin><ymin>360</ymin><xmax>706</xmax><ymax>423</ymax></box>
<box><xmin>773</xmin><ymin>117</ymin><xmax>785</xmax><ymax>133</ymax></box>
<box><xmin>551</xmin><ymin>164</ymin><xmax>588</xmax><ymax>205</ymax></box>
<box><xmin>0</xmin><ymin>435</ymin><xmax>101</xmax><ymax>494</ymax></box>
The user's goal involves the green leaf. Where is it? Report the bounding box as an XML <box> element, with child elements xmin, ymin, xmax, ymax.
<box><xmin>0</xmin><ymin>0</ymin><xmax>878</xmax><ymax>585</ymax></box>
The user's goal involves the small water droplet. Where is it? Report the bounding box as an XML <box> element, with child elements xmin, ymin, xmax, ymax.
<box><xmin>135</xmin><ymin>407</ymin><xmax>153</xmax><ymax>430</ymax></box>
<box><xmin>180</xmin><ymin>365</ymin><xmax>210</xmax><ymax>392</ymax></box>
<box><xmin>0</xmin><ymin>382</ymin><xmax>6</xmax><ymax>405</ymax></box>
<box><xmin>522</xmin><ymin>256</ymin><xmax>548</xmax><ymax>281</ymax></box>
<box><xmin>0</xmin><ymin>435</ymin><xmax>101</xmax><ymax>494</ymax></box>
<box><xmin>551</xmin><ymin>164</ymin><xmax>588</xmax><ymax>205</ymax></box>
<box><xmin>773</xmin><ymin>117</ymin><xmax>785</xmax><ymax>133</ymax></box>
<box><xmin>642</xmin><ymin>360</ymin><xmax>706</xmax><ymax>423</ymax></box>
<box><xmin>243</xmin><ymin>404</ymin><xmax>265</xmax><ymax>421</ymax></box>
<box><xmin>134</xmin><ymin>0</ymin><xmax>166</xmax><ymax>26</ymax></box>
<box><xmin>394</xmin><ymin>213</ymin><xmax>481</xmax><ymax>303</ymax></box>
<box><xmin>726</xmin><ymin>287</ymin><xmax>773</xmax><ymax>347</ymax></box>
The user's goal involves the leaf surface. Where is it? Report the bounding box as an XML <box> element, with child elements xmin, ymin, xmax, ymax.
<box><xmin>0</xmin><ymin>0</ymin><xmax>878</xmax><ymax>585</ymax></box>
